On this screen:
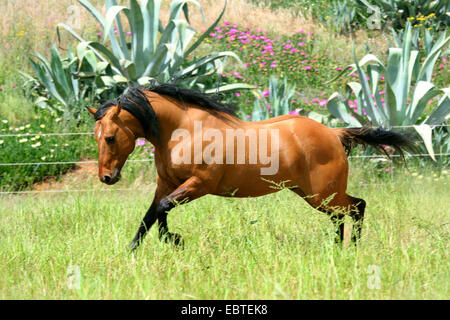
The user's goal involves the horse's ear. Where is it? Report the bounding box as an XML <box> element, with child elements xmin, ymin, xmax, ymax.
<box><xmin>86</xmin><ymin>107</ymin><xmax>97</xmax><ymax>116</ymax></box>
<box><xmin>112</xmin><ymin>103</ymin><xmax>122</xmax><ymax>117</ymax></box>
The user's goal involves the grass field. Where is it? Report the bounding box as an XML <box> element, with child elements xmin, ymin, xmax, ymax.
<box><xmin>0</xmin><ymin>163</ymin><xmax>448</xmax><ymax>299</ymax></box>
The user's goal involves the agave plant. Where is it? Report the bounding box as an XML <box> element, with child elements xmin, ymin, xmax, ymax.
<box><xmin>247</xmin><ymin>76</ymin><xmax>296</xmax><ymax>121</ymax></box>
<box><xmin>21</xmin><ymin>44</ymin><xmax>90</xmax><ymax>114</ymax></box>
<box><xmin>327</xmin><ymin>23</ymin><xmax>450</xmax><ymax>160</ymax></box>
<box><xmin>57</xmin><ymin>0</ymin><xmax>250</xmax><ymax>93</ymax></box>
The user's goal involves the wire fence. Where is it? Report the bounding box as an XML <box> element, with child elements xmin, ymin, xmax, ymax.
<box><xmin>1</xmin><ymin>123</ymin><xmax>449</xmax><ymax>138</ymax></box>
<box><xmin>0</xmin><ymin>124</ymin><xmax>448</xmax><ymax>196</ymax></box>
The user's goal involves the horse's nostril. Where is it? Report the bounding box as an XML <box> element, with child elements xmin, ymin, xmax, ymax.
<box><xmin>103</xmin><ymin>175</ymin><xmax>111</xmax><ymax>183</ymax></box>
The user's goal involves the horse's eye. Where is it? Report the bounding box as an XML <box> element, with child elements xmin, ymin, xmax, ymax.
<box><xmin>105</xmin><ymin>136</ymin><xmax>115</xmax><ymax>144</ymax></box>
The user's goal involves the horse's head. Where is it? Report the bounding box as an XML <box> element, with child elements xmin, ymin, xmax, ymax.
<box><xmin>87</xmin><ymin>103</ymin><xmax>142</xmax><ymax>185</ymax></box>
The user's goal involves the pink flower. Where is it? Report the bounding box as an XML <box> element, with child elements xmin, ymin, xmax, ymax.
<box><xmin>319</xmin><ymin>100</ymin><xmax>327</xmax><ymax>106</ymax></box>
<box><xmin>137</xmin><ymin>139</ymin><xmax>146</xmax><ymax>146</ymax></box>
<box><xmin>262</xmin><ymin>90</ymin><xmax>270</xmax><ymax>97</ymax></box>
<box><xmin>235</xmin><ymin>92</ymin><xmax>240</xmax><ymax>97</ymax></box>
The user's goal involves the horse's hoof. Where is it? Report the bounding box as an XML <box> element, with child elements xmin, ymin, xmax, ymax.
<box><xmin>164</xmin><ymin>232</ymin><xmax>184</xmax><ymax>248</ymax></box>
<box><xmin>128</xmin><ymin>241</ymin><xmax>138</xmax><ymax>252</ymax></box>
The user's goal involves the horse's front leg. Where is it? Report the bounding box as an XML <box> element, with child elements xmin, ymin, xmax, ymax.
<box><xmin>156</xmin><ymin>176</ymin><xmax>206</xmax><ymax>247</ymax></box>
<box><xmin>128</xmin><ymin>178</ymin><xmax>173</xmax><ymax>251</ymax></box>
<box><xmin>129</xmin><ymin>176</ymin><xmax>206</xmax><ymax>251</ymax></box>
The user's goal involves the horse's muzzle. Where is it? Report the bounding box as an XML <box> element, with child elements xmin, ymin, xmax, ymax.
<box><xmin>100</xmin><ymin>173</ymin><xmax>121</xmax><ymax>185</ymax></box>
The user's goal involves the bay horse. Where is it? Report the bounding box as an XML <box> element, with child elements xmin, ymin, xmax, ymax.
<box><xmin>86</xmin><ymin>83</ymin><xmax>413</xmax><ymax>250</ymax></box>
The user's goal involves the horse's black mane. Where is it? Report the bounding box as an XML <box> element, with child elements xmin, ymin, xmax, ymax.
<box><xmin>94</xmin><ymin>81</ymin><xmax>238</xmax><ymax>140</ymax></box>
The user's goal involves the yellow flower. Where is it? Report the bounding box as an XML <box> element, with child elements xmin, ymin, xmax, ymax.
<box><xmin>41</xmin><ymin>156</ymin><xmax>46</xmax><ymax>161</ymax></box>
<box><xmin>1</xmin><ymin>120</ymin><xmax>7</xmax><ymax>124</ymax></box>
<box><xmin>0</xmin><ymin>140</ymin><xmax>4</xmax><ymax>145</ymax></box>
<box><xmin>19</xmin><ymin>138</ymin><xmax>28</xmax><ymax>143</ymax></box>
<box><xmin>31</xmin><ymin>142</ymin><xmax>41</xmax><ymax>148</ymax></box>
<box><xmin>40</xmin><ymin>124</ymin><xmax>46</xmax><ymax>128</ymax></box>
<box><xmin>25</xmin><ymin>124</ymin><xmax>31</xmax><ymax>129</ymax></box>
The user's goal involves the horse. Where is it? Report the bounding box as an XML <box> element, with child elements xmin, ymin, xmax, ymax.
<box><xmin>86</xmin><ymin>82</ymin><xmax>413</xmax><ymax>250</ymax></box>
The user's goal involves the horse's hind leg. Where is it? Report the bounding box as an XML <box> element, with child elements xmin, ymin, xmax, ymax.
<box><xmin>350</xmin><ymin>197</ymin><xmax>366</xmax><ymax>243</ymax></box>
<box><xmin>295</xmin><ymin>190</ymin><xmax>365</xmax><ymax>244</ymax></box>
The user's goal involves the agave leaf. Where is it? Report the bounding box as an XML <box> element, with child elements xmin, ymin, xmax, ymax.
<box><xmin>185</xmin><ymin>0</ymin><xmax>227</xmax><ymax>58</ymax></box>
<box><xmin>424</xmin><ymin>89</ymin><xmax>450</xmax><ymax>125</ymax></box>
<box><xmin>126</xmin><ymin>0</ymin><xmax>146</xmax><ymax>72</ymax></box>
<box><xmin>172</xmin><ymin>51</ymin><xmax>243</xmax><ymax>80</ymax></box>
<box><xmin>169</xmin><ymin>0</ymin><xmax>205</xmax><ymax>22</ymax></box>
<box><xmin>85</xmin><ymin>42</ymin><xmax>124</xmax><ymax>76</ymax></box>
<box><xmin>408</xmin><ymin>81</ymin><xmax>441</xmax><ymax>123</ymax></box>
<box><xmin>77</xmin><ymin>0</ymin><xmax>106</xmax><ymax>25</ymax></box>
<box><xmin>414</xmin><ymin>124</ymin><xmax>436</xmax><ymax>161</ymax></box>
<box><xmin>141</xmin><ymin>43</ymin><xmax>170</xmax><ymax>78</ymax></box>
<box><xmin>327</xmin><ymin>92</ymin><xmax>362</xmax><ymax>127</ymax></box>
<box><xmin>29</xmin><ymin>58</ymin><xmax>67</xmax><ymax>107</ymax></box>
<box><xmin>103</xmin><ymin>5</ymin><xmax>129</xmax><ymax>60</ymax></box>
<box><xmin>417</xmin><ymin>34</ymin><xmax>449</xmax><ymax>82</ymax></box>
<box><xmin>120</xmin><ymin>60</ymin><xmax>137</xmax><ymax>81</ymax></box>
<box><xmin>142</xmin><ymin>0</ymin><xmax>162</xmax><ymax>55</ymax></box>
<box><xmin>204</xmin><ymin>83</ymin><xmax>255</xmax><ymax>94</ymax></box>
<box><xmin>352</xmin><ymin>48</ymin><xmax>380</xmax><ymax>125</ymax></box>
<box><xmin>106</xmin><ymin>0</ymin><xmax>130</xmax><ymax>60</ymax></box>
<box><xmin>50</xmin><ymin>45</ymin><xmax>71</xmax><ymax>99</ymax></box>
<box><xmin>137</xmin><ymin>76</ymin><xmax>154</xmax><ymax>86</ymax></box>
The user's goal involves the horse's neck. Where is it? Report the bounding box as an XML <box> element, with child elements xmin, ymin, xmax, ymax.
<box><xmin>145</xmin><ymin>95</ymin><xmax>192</xmax><ymax>147</ymax></box>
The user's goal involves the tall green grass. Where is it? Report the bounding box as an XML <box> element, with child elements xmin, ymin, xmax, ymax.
<box><xmin>0</xmin><ymin>164</ymin><xmax>448</xmax><ymax>299</ymax></box>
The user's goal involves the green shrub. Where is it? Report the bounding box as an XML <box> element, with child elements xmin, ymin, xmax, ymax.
<box><xmin>0</xmin><ymin>115</ymin><xmax>97</xmax><ymax>192</ymax></box>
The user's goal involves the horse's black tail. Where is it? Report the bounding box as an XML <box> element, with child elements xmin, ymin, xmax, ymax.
<box><xmin>333</xmin><ymin>126</ymin><xmax>416</xmax><ymax>159</ymax></box>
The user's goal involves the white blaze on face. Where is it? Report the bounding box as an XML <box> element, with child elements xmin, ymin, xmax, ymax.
<box><xmin>98</xmin><ymin>123</ymin><xmax>102</xmax><ymax>139</ymax></box>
